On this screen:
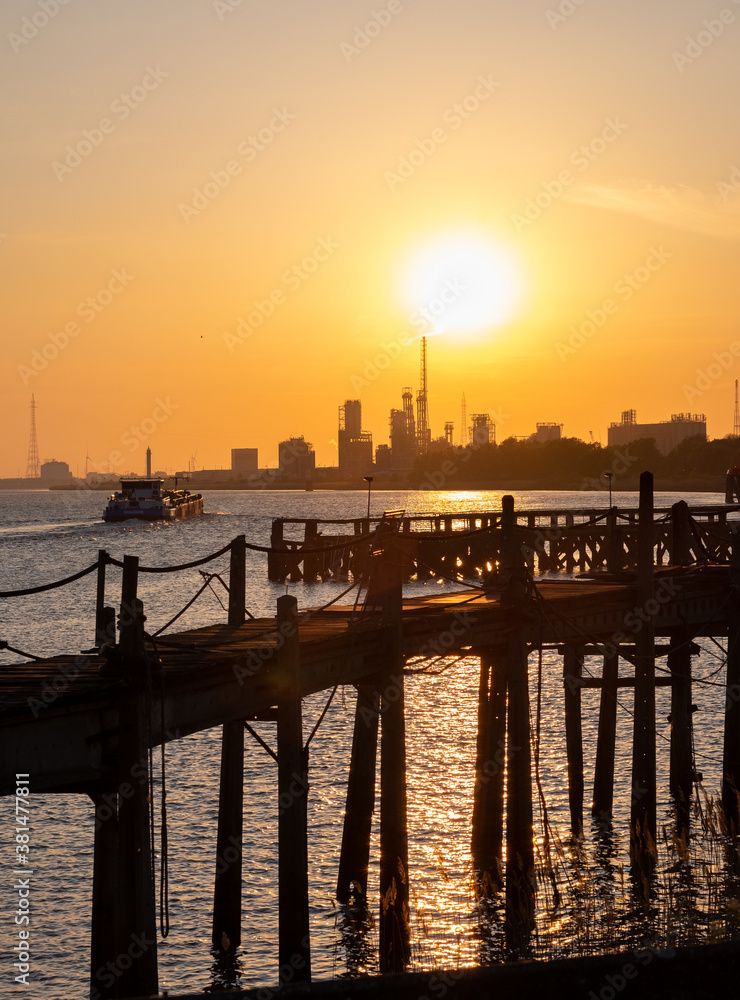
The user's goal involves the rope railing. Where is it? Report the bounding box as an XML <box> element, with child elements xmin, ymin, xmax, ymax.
<box><xmin>0</xmin><ymin>560</ymin><xmax>100</xmax><ymax>599</ymax></box>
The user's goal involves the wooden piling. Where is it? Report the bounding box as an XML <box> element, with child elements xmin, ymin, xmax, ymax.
<box><xmin>668</xmin><ymin>629</ymin><xmax>693</xmax><ymax>835</ymax></box>
<box><xmin>500</xmin><ymin>496</ymin><xmax>535</xmax><ymax>955</ymax></box>
<box><xmin>723</xmin><ymin>528</ymin><xmax>740</xmax><ymax>835</ymax></box>
<box><xmin>378</xmin><ymin>543</ymin><xmax>410</xmax><ymax>974</ymax></box>
<box><xmin>592</xmin><ymin>648</ymin><xmax>619</xmax><ymax>820</ymax></box>
<box><xmin>472</xmin><ymin>647</ymin><xmax>507</xmax><ymax>889</ymax></box>
<box><xmin>115</xmin><ymin>554</ymin><xmax>159</xmax><ymax>998</ymax></box>
<box><xmin>563</xmin><ymin>645</ymin><xmax>584</xmax><ymax>836</ymax></box>
<box><xmin>89</xmin><ymin>791</ymin><xmax>120</xmax><ymax>1000</ymax></box>
<box><xmin>630</xmin><ymin>472</ymin><xmax>657</xmax><ymax>870</ymax></box>
<box><xmin>95</xmin><ymin>549</ymin><xmax>109</xmax><ymax>645</ymax></box>
<box><xmin>213</xmin><ymin>536</ymin><xmax>247</xmax><ymax>952</ymax></box>
<box><xmin>276</xmin><ymin>594</ymin><xmax>311</xmax><ymax>982</ymax></box>
<box><xmin>336</xmin><ymin>681</ymin><xmax>380</xmax><ymax>905</ymax></box>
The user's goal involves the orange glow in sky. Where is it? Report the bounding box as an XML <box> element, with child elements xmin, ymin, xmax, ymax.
<box><xmin>1</xmin><ymin>0</ymin><xmax>739</xmax><ymax>477</ymax></box>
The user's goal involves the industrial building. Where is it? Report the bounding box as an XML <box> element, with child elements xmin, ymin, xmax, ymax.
<box><xmin>535</xmin><ymin>422</ymin><xmax>562</xmax><ymax>443</ymax></box>
<box><xmin>338</xmin><ymin>401</ymin><xmax>373</xmax><ymax>477</ymax></box>
<box><xmin>607</xmin><ymin>410</ymin><xmax>706</xmax><ymax>455</ymax></box>
<box><xmin>231</xmin><ymin>448</ymin><xmax>259</xmax><ymax>476</ymax></box>
<box><xmin>278</xmin><ymin>436</ymin><xmax>316</xmax><ymax>481</ymax></box>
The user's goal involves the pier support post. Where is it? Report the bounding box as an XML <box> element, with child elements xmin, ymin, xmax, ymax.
<box><xmin>563</xmin><ymin>645</ymin><xmax>584</xmax><ymax>836</ymax></box>
<box><xmin>116</xmin><ymin>555</ymin><xmax>159</xmax><ymax>998</ymax></box>
<box><xmin>593</xmin><ymin>648</ymin><xmax>619</xmax><ymax>822</ymax></box>
<box><xmin>723</xmin><ymin>529</ymin><xmax>740</xmax><ymax>836</ymax></box>
<box><xmin>668</xmin><ymin>629</ymin><xmax>693</xmax><ymax>837</ymax></box>
<box><xmin>337</xmin><ymin>682</ymin><xmax>380</xmax><ymax>905</ymax></box>
<box><xmin>472</xmin><ymin>647</ymin><xmax>507</xmax><ymax>889</ymax></box>
<box><xmin>378</xmin><ymin>545</ymin><xmax>410</xmax><ymax>974</ymax></box>
<box><xmin>276</xmin><ymin>594</ymin><xmax>311</xmax><ymax>983</ymax></box>
<box><xmin>500</xmin><ymin>496</ymin><xmax>534</xmax><ymax>956</ymax></box>
<box><xmin>631</xmin><ymin>472</ymin><xmax>657</xmax><ymax>872</ymax></box>
<box><xmin>212</xmin><ymin>536</ymin><xmax>247</xmax><ymax>952</ymax></box>
<box><xmin>89</xmin><ymin>791</ymin><xmax>120</xmax><ymax>999</ymax></box>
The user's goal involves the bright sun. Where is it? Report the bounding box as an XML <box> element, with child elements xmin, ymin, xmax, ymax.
<box><xmin>402</xmin><ymin>233</ymin><xmax>523</xmax><ymax>337</ymax></box>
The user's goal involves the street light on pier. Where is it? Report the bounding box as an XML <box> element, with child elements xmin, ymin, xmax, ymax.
<box><xmin>603</xmin><ymin>471</ymin><xmax>613</xmax><ymax>507</ymax></box>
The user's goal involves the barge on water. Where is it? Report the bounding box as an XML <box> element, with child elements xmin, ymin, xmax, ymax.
<box><xmin>102</xmin><ymin>478</ymin><xmax>203</xmax><ymax>522</ymax></box>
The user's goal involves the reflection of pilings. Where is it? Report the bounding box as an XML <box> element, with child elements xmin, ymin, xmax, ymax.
<box><xmin>277</xmin><ymin>595</ymin><xmax>311</xmax><ymax>983</ymax></box>
<box><xmin>631</xmin><ymin>472</ymin><xmax>657</xmax><ymax>874</ymax></box>
<box><xmin>336</xmin><ymin>682</ymin><xmax>379</xmax><ymax>905</ymax></box>
<box><xmin>472</xmin><ymin>647</ymin><xmax>506</xmax><ymax>890</ymax></box>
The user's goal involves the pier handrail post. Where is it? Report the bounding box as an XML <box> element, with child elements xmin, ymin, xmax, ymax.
<box><xmin>670</xmin><ymin>500</ymin><xmax>692</xmax><ymax>566</ymax></box>
<box><xmin>228</xmin><ymin>535</ymin><xmax>247</xmax><ymax>628</ymax></box>
<box><xmin>94</xmin><ymin>549</ymin><xmax>113</xmax><ymax>647</ymax></box>
<box><xmin>115</xmin><ymin>553</ymin><xmax>159</xmax><ymax>996</ymax></box>
<box><xmin>378</xmin><ymin>538</ymin><xmax>411</xmax><ymax>974</ymax></box>
<box><xmin>722</xmin><ymin>527</ymin><xmax>740</xmax><ymax>836</ymax></box>
<box><xmin>212</xmin><ymin>536</ymin><xmax>247</xmax><ymax>952</ymax></box>
<box><xmin>276</xmin><ymin>594</ymin><xmax>311</xmax><ymax>983</ymax></box>
<box><xmin>630</xmin><ymin>471</ymin><xmax>657</xmax><ymax>874</ymax></box>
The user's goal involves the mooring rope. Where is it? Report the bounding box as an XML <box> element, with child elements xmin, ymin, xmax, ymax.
<box><xmin>0</xmin><ymin>640</ymin><xmax>43</xmax><ymax>661</ymax></box>
<box><xmin>107</xmin><ymin>541</ymin><xmax>234</xmax><ymax>573</ymax></box>
<box><xmin>0</xmin><ymin>560</ymin><xmax>99</xmax><ymax>598</ymax></box>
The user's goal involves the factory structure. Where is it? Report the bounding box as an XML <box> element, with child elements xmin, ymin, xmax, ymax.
<box><xmin>607</xmin><ymin>410</ymin><xmax>706</xmax><ymax>455</ymax></box>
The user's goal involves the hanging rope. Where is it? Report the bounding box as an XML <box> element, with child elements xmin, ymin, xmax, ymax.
<box><xmin>0</xmin><ymin>560</ymin><xmax>99</xmax><ymax>598</ymax></box>
<box><xmin>0</xmin><ymin>640</ymin><xmax>43</xmax><ymax>661</ymax></box>
<box><xmin>107</xmin><ymin>541</ymin><xmax>234</xmax><ymax>573</ymax></box>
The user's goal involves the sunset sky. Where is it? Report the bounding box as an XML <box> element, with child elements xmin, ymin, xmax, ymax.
<box><xmin>2</xmin><ymin>0</ymin><xmax>739</xmax><ymax>477</ymax></box>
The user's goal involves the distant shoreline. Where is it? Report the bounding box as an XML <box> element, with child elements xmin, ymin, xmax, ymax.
<box><xmin>0</xmin><ymin>477</ymin><xmax>726</xmax><ymax>495</ymax></box>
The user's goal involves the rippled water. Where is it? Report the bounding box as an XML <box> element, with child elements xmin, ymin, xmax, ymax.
<box><xmin>0</xmin><ymin>487</ymin><xmax>732</xmax><ymax>996</ymax></box>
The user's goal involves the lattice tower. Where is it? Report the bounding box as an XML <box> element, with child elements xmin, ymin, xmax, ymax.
<box><xmin>26</xmin><ymin>394</ymin><xmax>40</xmax><ymax>478</ymax></box>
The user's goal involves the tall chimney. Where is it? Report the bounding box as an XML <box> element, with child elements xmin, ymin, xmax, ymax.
<box><xmin>146</xmin><ymin>447</ymin><xmax>152</xmax><ymax>477</ymax></box>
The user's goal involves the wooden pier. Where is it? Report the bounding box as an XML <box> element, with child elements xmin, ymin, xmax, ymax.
<box><xmin>2</xmin><ymin>480</ymin><xmax>740</xmax><ymax>997</ymax></box>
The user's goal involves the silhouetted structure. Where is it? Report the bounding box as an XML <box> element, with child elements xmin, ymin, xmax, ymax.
<box><xmin>26</xmin><ymin>394</ymin><xmax>40</xmax><ymax>479</ymax></box>
<box><xmin>278</xmin><ymin>437</ymin><xmax>315</xmax><ymax>481</ymax></box>
<box><xmin>231</xmin><ymin>448</ymin><xmax>259</xmax><ymax>476</ymax></box>
<box><xmin>338</xmin><ymin>401</ymin><xmax>373</xmax><ymax>477</ymax></box>
<box><xmin>535</xmin><ymin>422</ymin><xmax>562</xmax><ymax>443</ymax></box>
<box><xmin>416</xmin><ymin>336</ymin><xmax>430</xmax><ymax>454</ymax></box>
<box><xmin>608</xmin><ymin>410</ymin><xmax>706</xmax><ymax>454</ymax></box>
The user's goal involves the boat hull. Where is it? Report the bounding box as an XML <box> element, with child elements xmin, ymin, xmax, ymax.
<box><xmin>102</xmin><ymin>495</ymin><xmax>203</xmax><ymax>522</ymax></box>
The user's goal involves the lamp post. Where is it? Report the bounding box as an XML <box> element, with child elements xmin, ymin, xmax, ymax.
<box><xmin>603</xmin><ymin>471</ymin><xmax>613</xmax><ymax>507</ymax></box>
<box><xmin>364</xmin><ymin>476</ymin><xmax>373</xmax><ymax>519</ymax></box>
